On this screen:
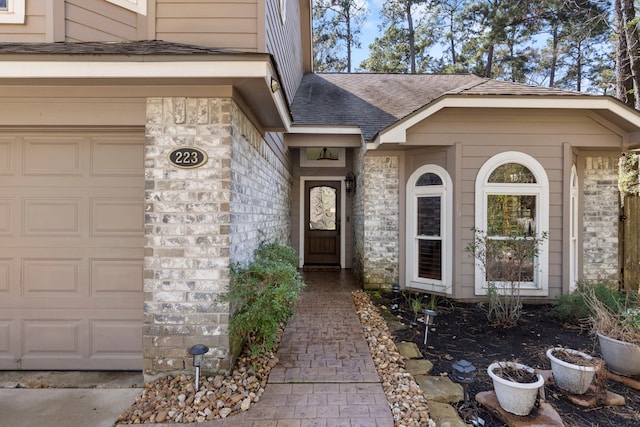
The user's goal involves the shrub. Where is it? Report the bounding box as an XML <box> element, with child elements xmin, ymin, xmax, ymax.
<box><xmin>222</xmin><ymin>241</ymin><xmax>305</xmax><ymax>355</ymax></box>
<box><xmin>467</xmin><ymin>228</ymin><xmax>548</xmax><ymax>328</ymax></box>
<box><xmin>552</xmin><ymin>282</ymin><xmax>638</xmax><ymax>324</ymax></box>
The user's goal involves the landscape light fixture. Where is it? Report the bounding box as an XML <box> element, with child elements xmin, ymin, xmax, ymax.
<box><xmin>391</xmin><ymin>284</ymin><xmax>401</xmax><ymax>314</ymax></box>
<box><xmin>345</xmin><ymin>172</ymin><xmax>356</xmax><ymax>196</ymax></box>
<box><xmin>188</xmin><ymin>344</ymin><xmax>209</xmax><ymax>391</ymax></box>
<box><xmin>451</xmin><ymin>359</ymin><xmax>484</xmax><ymax>426</ymax></box>
<box><xmin>421</xmin><ymin>309</ymin><xmax>437</xmax><ymax>347</ymax></box>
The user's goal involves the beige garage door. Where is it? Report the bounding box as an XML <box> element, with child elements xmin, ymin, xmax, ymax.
<box><xmin>0</xmin><ymin>131</ymin><xmax>144</xmax><ymax>370</ymax></box>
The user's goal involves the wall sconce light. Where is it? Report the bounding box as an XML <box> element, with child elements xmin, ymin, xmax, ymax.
<box><xmin>345</xmin><ymin>172</ymin><xmax>356</xmax><ymax>196</ymax></box>
<box><xmin>188</xmin><ymin>343</ymin><xmax>209</xmax><ymax>391</ymax></box>
<box><xmin>421</xmin><ymin>309</ymin><xmax>437</xmax><ymax>347</ymax></box>
<box><xmin>270</xmin><ymin>77</ymin><xmax>280</xmax><ymax>93</ymax></box>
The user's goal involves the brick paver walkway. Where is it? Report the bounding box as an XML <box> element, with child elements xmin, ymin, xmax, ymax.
<box><xmin>201</xmin><ymin>270</ymin><xmax>395</xmax><ymax>427</ymax></box>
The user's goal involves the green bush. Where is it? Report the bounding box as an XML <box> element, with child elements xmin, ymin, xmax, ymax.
<box><xmin>223</xmin><ymin>241</ymin><xmax>305</xmax><ymax>356</ymax></box>
<box><xmin>552</xmin><ymin>282</ymin><xmax>639</xmax><ymax>324</ymax></box>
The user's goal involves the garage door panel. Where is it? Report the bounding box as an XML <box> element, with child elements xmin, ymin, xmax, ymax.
<box><xmin>0</xmin><ymin>198</ymin><xmax>12</xmax><ymax>235</ymax></box>
<box><xmin>22</xmin><ymin>258</ymin><xmax>82</xmax><ymax>294</ymax></box>
<box><xmin>0</xmin><ymin>138</ymin><xmax>14</xmax><ymax>174</ymax></box>
<box><xmin>92</xmin><ymin>138</ymin><xmax>144</xmax><ymax>177</ymax></box>
<box><xmin>91</xmin><ymin>319</ymin><xmax>142</xmax><ymax>357</ymax></box>
<box><xmin>23</xmin><ymin>198</ymin><xmax>82</xmax><ymax>236</ymax></box>
<box><xmin>0</xmin><ymin>131</ymin><xmax>144</xmax><ymax>370</ymax></box>
<box><xmin>0</xmin><ymin>259</ymin><xmax>9</xmax><ymax>292</ymax></box>
<box><xmin>23</xmin><ymin>137</ymin><xmax>84</xmax><ymax>176</ymax></box>
<box><xmin>23</xmin><ymin>319</ymin><xmax>82</xmax><ymax>355</ymax></box>
<box><xmin>91</xmin><ymin>258</ymin><xmax>143</xmax><ymax>295</ymax></box>
<box><xmin>91</xmin><ymin>198</ymin><xmax>144</xmax><ymax>236</ymax></box>
<box><xmin>0</xmin><ymin>319</ymin><xmax>19</xmax><ymax>370</ymax></box>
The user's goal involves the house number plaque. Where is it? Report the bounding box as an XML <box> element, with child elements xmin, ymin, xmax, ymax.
<box><xmin>168</xmin><ymin>147</ymin><xmax>208</xmax><ymax>169</ymax></box>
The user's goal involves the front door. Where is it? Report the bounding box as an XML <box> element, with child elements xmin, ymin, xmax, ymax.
<box><xmin>304</xmin><ymin>181</ymin><xmax>341</xmax><ymax>265</ymax></box>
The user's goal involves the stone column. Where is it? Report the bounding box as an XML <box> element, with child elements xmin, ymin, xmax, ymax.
<box><xmin>583</xmin><ymin>156</ymin><xmax>620</xmax><ymax>283</ymax></box>
<box><xmin>143</xmin><ymin>97</ymin><xmax>233</xmax><ymax>379</ymax></box>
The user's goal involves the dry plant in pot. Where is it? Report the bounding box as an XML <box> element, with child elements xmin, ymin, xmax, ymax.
<box><xmin>546</xmin><ymin>347</ymin><xmax>601</xmax><ymax>395</ymax></box>
<box><xmin>487</xmin><ymin>361</ymin><xmax>545</xmax><ymax>416</ymax></box>
<box><xmin>583</xmin><ymin>287</ymin><xmax>640</xmax><ymax>377</ymax></box>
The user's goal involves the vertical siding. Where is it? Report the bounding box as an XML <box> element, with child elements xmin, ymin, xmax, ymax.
<box><xmin>0</xmin><ymin>0</ymin><xmax>46</xmax><ymax>42</ymax></box>
<box><xmin>65</xmin><ymin>0</ymin><xmax>139</xmax><ymax>41</ymax></box>
<box><xmin>154</xmin><ymin>0</ymin><xmax>259</xmax><ymax>49</ymax></box>
<box><xmin>265</xmin><ymin>0</ymin><xmax>305</xmax><ymax>105</ymax></box>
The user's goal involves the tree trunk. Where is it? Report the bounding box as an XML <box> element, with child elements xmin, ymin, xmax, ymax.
<box><xmin>620</xmin><ymin>0</ymin><xmax>640</xmax><ymax>109</ymax></box>
<box><xmin>485</xmin><ymin>44</ymin><xmax>494</xmax><ymax>78</ymax></box>
<box><xmin>406</xmin><ymin>0</ymin><xmax>416</xmax><ymax>73</ymax></box>
<box><xmin>449</xmin><ymin>9</ymin><xmax>456</xmax><ymax>65</ymax></box>
<box><xmin>615</xmin><ymin>0</ymin><xmax>634</xmax><ymax>106</ymax></box>
<box><xmin>549</xmin><ymin>24</ymin><xmax>558</xmax><ymax>87</ymax></box>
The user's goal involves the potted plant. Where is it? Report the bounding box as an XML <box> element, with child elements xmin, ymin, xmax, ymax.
<box><xmin>583</xmin><ymin>287</ymin><xmax>640</xmax><ymax>377</ymax></box>
<box><xmin>487</xmin><ymin>361</ymin><xmax>545</xmax><ymax>416</ymax></box>
<box><xmin>546</xmin><ymin>347</ymin><xmax>598</xmax><ymax>394</ymax></box>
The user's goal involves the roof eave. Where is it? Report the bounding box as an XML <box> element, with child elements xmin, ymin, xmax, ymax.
<box><xmin>376</xmin><ymin>95</ymin><xmax>640</xmax><ymax>148</ymax></box>
<box><xmin>0</xmin><ymin>55</ymin><xmax>291</xmax><ymax>131</ymax></box>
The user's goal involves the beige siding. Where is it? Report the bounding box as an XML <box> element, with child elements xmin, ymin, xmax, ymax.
<box><xmin>265</xmin><ymin>0</ymin><xmax>305</xmax><ymax>105</ymax></box>
<box><xmin>155</xmin><ymin>0</ymin><xmax>259</xmax><ymax>49</ymax></box>
<box><xmin>407</xmin><ymin>109</ymin><xmax>622</xmax><ymax>148</ymax></box>
<box><xmin>0</xmin><ymin>0</ymin><xmax>46</xmax><ymax>42</ymax></box>
<box><xmin>65</xmin><ymin>0</ymin><xmax>139</xmax><ymax>41</ymax></box>
<box><xmin>402</xmin><ymin>108</ymin><xmax>625</xmax><ymax>300</ymax></box>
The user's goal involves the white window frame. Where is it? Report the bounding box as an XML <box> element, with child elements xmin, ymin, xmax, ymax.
<box><xmin>0</xmin><ymin>0</ymin><xmax>25</xmax><ymax>24</ymax></box>
<box><xmin>406</xmin><ymin>164</ymin><xmax>453</xmax><ymax>294</ymax></box>
<box><xmin>474</xmin><ymin>151</ymin><xmax>549</xmax><ymax>297</ymax></box>
<box><xmin>569</xmin><ymin>165</ymin><xmax>579</xmax><ymax>292</ymax></box>
<box><xmin>106</xmin><ymin>0</ymin><xmax>147</xmax><ymax>15</ymax></box>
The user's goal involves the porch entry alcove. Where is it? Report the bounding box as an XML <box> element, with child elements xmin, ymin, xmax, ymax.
<box><xmin>304</xmin><ymin>180</ymin><xmax>341</xmax><ymax>267</ymax></box>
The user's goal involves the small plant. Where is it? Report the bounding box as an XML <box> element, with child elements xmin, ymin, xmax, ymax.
<box><xmin>467</xmin><ymin>228</ymin><xmax>548</xmax><ymax>328</ymax></box>
<box><xmin>221</xmin><ymin>240</ymin><xmax>305</xmax><ymax>356</ymax></box>
<box><xmin>580</xmin><ymin>283</ymin><xmax>640</xmax><ymax>345</ymax></box>
<box><xmin>405</xmin><ymin>292</ymin><xmax>424</xmax><ymax>324</ymax></box>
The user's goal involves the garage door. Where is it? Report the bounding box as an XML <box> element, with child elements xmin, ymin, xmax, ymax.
<box><xmin>0</xmin><ymin>131</ymin><xmax>144</xmax><ymax>370</ymax></box>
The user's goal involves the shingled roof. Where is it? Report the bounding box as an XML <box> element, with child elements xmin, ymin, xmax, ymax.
<box><xmin>0</xmin><ymin>41</ymin><xmax>245</xmax><ymax>56</ymax></box>
<box><xmin>290</xmin><ymin>73</ymin><xmax>585</xmax><ymax>141</ymax></box>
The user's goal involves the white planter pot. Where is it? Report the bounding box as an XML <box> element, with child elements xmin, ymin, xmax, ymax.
<box><xmin>597</xmin><ymin>333</ymin><xmax>640</xmax><ymax>377</ymax></box>
<box><xmin>487</xmin><ymin>361</ymin><xmax>545</xmax><ymax>416</ymax></box>
<box><xmin>546</xmin><ymin>347</ymin><xmax>596</xmax><ymax>394</ymax></box>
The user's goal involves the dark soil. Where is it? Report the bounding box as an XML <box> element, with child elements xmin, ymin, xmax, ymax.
<box><xmin>372</xmin><ymin>294</ymin><xmax>640</xmax><ymax>427</ymax></box>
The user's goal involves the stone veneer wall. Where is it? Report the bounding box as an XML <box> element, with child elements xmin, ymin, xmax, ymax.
<box><xmin>357</xmin><ymin>153</ymin><xmax>400</xmax><ymax>289</ymax></box>
<box><xmin>144</xmin><ymin>97</ymin><xmax>291</xmax><ymax>379</ymax></box>
<box><xmin>583</xmin><ymin>156</ymin><xmax>620</xmax><ymax>283</ymax></box>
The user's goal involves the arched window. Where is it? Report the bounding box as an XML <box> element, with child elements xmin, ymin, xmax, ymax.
<box><xmin>406</xmin><ymin>165</ymin><xmax>452</xmax><ymax>294</ymax></box>
<box><xmin>474</xmin><ymin>152</ymin><xmax>549</xmax><ymax>296</ymax></box>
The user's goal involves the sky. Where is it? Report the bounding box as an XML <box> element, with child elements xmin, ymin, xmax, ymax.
<box><xmin>352</xmin><ymin>0</ymin><xmax>383</xmax><ymax>67</ymax></box>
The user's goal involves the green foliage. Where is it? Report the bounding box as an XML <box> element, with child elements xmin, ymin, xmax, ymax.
<box><xmin>467</xmin><ymin>228</ymin><xmax>548</xmax><ymax>328</ymax></box>
<box><xmin>223</xmin><ymin>241</ymin><xmax>305</xmax><ymax>355</ymax></box>
<box><xmin>619</xmin><ymin>152</ymin><xmax>639</xmax><ymax>196</ymax></box>
<box><xmin>551</xmin><ymin>282</ymin><xmax>638</xmax><ymax>323</ymax></box>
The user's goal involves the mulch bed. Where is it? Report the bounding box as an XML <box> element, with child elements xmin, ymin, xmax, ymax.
<box><xmin>372</xmin><ymin>294</ymin><xmax>640</xmax><ymax>427</ymax></box>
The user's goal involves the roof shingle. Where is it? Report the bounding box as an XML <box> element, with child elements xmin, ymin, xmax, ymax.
<box><xmin>291</xmin><ymin>73</ymin><xmax>585</xmax><ymax>141</ymax></box>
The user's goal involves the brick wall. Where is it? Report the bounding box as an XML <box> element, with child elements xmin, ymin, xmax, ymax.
<box><xmin>144</xmin><ymin>97</ymin><xmax>291</xmax><ymax>380</ymax></box>
<box><xmin>358</xmin><ymin>154</ymin><xmax>400</xmax><ymax>289</ymax></box>
<box><xmin>583</xmin><ymin>156</ymin><xmax>620</xmax><ymax>283</ymax></box>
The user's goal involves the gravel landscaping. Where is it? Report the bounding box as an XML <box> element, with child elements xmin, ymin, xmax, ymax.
<box><xmin>117</xmin><ymin>289</ymin><xmax>435</xmax><ymax>426</ymax></box>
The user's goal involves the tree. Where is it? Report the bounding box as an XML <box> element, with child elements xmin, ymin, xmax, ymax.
<box><xmin>534</xmin><ymin>0</ymin><xmax>610</xmax><ymax>91</ymax></box>
<box><xmin>360</xmin><ymin>0</ymin><xmax>436</xmax><ymax>73</ymax></box>
<box><xmin>313</xmin><ymin>0</ymin><xmax>368</xmax><ymax>72</ymax></box>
